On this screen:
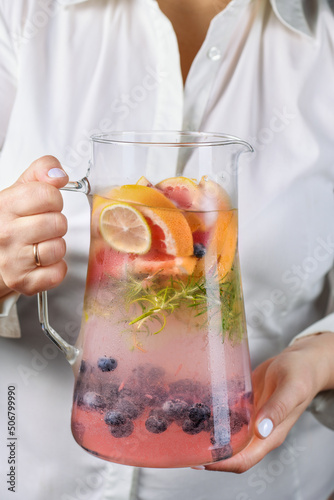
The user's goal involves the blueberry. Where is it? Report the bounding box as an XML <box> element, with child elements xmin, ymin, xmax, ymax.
<box><xmin>104</xmin><ymin>411</ymin><xmax>126</xmax><ymax>426</ymax></box>
<box><xmin>79</xmin><ymin>391</ymin><xmax>106</xmax><ymax>410</ymax></box>
<box><xmin>189</xmin><ymin>403</ymin><xmax>211</xmax><ymax>423</ymax></box>
<box><xmin>116</xmin><ymin>399</ymin><xmax>140</xmax><ymax>420</ymax></box>
<box><xmin>193</xmin><ymin>243</ymin><xmax>206</xmax><ymax>258</ymax></box>
<box><xmin>119</xmin><ymin>386</ymin><xmax>137</xmax><ymax>399</ymax></box>
<box><xmin>98</xmin><ymin>357</ymin><xmax>118</xmax><ymax>372</ymax></box>
<box><xmin>106</xmin><ymin>383</ymin><xmax>120</xmax><ymax>403</ymax></box>
<box><xmin>145</xmin><ymin>414</ymin><xmax>168</xmax><ymax>434</ymax></box>
<box><xmin>182</xmin><ymin>419</ymin><xmax>205</xmax><ymax>435</ymax></box>
<box><xmin>229</xmin><ymin>409</ymin><xmax>249</xmax><ymax>434</ymax></box>
<box><xmin>110</xmin><ymin>420</ymin><xmax>134</xmax><ymax>438</ymax></box>
<box><xmin>162</xmin><ymin>399</ymin><xmax>189</xmax><ymax>421</ymax></box>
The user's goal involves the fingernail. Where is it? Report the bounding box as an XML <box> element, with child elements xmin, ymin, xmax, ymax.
<box><xmin>258</xmin><ymin>418</ymin><xmax>274</xmax><ymax>438</ymax></box>
<box><xmin>190</xmin><ymin>466</ymin><xmax>205</xmax><ymax>470</ymax></box>
<box><xmin>48</xmin><ymin>168</ymin><xmax>67</xmax><ymax>178</ymax></box>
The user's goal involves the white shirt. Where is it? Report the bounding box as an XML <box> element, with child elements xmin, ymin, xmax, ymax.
<box><xmin>0</xmin><ymin>1</ymin><xmax>334</xmax><ymax>499</ymax></box>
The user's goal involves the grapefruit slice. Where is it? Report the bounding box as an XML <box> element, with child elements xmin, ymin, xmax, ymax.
<box><xmin>86</xmin><ymin>241</ymin><xmax>130</xmax><ymax>284</ymax></box>
<box><xmin>156</xmin><ymin>176</ymin><xmax>205</xmax><ymax>232</ymax></box>
<box><xmin>155</xmin><ymin>177</ymin><xmax>200</xmax><ymax>209</ymax></box>
<box><xmin>140</xmin><ymin>206</ymin><xmax>194</xmax><ymax>257</ymax></box>
<box><xmin>99</xmin><ymin>202</ymin><xmax>151</xmax><ymax>254</ymax></box>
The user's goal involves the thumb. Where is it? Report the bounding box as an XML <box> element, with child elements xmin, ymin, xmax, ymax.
<box><xmin>254</xmin><ymin>382</ymin><xmax>301</xmax><ymax>440</ymax></box>
<box><xmin>15</xmin><ymin>155</ymin><xmax>69</xmax><ymax>188</ymax></box>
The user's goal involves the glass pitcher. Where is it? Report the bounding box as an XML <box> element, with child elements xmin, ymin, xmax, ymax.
<box><xmin>37</xmin><ymin>131</ymin><xmax>254</xmax><ymax>468</ymax></box>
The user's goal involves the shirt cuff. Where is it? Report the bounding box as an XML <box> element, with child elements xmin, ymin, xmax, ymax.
<box><xmin>288</xmin><ymin>312</ymin><xmax>334</xmax><ymax>345</ymax></box>
<box><xmin>289</xmin><ymin>314</ymin><xmax>334</xmax><ymax>430</ymax></box>
<box><xmin>0</xmin><ymin>292</ymin><xmax>21</xmax><ymax>338</ymax></box>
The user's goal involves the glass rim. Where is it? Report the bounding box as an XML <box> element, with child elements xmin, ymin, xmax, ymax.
<box><xmin>90</xmin><ymin>130</ymin><xmax>254</xmax><ymax>150</ymax></box>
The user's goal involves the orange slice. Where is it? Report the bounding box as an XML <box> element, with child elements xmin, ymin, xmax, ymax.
<box><xmin>136</xmin><ymin>176</ymin><xmax>152</xmax><ymax>187</ymax></box>
<box><xmin>194</xmin><ymin>210</ymin><xmax>238</xmax><ymax>279</ymax></box>
<box><xmin>108</xmin><ymin>184</ymin><xmax>177</xmax><ymax>209</ymax></box>
<box><xmin>217</xmin><ymin>211</ymin><xmax>238</xmax><ymax>278</ymax></box>
<box><xmin>99</xmin><ymin>202</ymin><xmax>151</xmax><ymax>254</ymax></box>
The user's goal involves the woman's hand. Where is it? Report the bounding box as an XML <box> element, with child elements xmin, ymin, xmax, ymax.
<box><xmin>202</xmin><ymin>331</ymin><xmax>334</xmax><ymax>473</ymax></box>
<box><xmin>0</xmin><ymin>156</ymin><xmax>69</xmax><ymax>298</ymax></box>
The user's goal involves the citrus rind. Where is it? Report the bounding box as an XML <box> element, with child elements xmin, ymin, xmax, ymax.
<box><xmin>99</xmin><ymin>202</ymin><xmax>151</xmax><ymax>255</ymax></box>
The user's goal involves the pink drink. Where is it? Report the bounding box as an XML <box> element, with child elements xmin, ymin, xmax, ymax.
<box><xmin>71</xmin><ymin>181</ymin><xmax>254</xmax><ymax>468</ymax></box>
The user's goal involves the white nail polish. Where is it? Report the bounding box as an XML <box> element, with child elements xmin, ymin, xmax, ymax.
<box><xmin>190</xmin><ymin>466</ymin><xmax>205</xmax><ymax>470</ymax></box>
<box><xmin>48</xmin><ymin>167</ymin><xmax>67</xmax><ymax>178</ymax></box>
<box><xmin>258</xmin><ymin>418</ymin><xmax>274</xmax><ymax>438</ymax></box>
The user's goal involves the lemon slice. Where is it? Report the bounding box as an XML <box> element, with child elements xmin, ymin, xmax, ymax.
<box><xmin>99</xmin><ymin>202</ymin><xmax>151</xmax><ymax>254</ymax></box>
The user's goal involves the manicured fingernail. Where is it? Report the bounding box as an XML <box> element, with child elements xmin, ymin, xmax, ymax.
<box><xmin>258</xmin><ymin>418</ymin><xmax>274</xmax><ymax>438</ymax></box>
<box><xmin>191</xmin><ymin>466</ymin><xmax>205</xmax><ymax>470</ymax></box>
<box><xmin>48</xmin><ymin>168</ymin><xmax>67</xmax><ymax>178</ymax></box>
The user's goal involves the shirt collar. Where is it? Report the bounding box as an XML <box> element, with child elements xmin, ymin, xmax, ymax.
<box><xmin>58</xmin><ymin>0</ymin><xmax>315</xmax><ymax>38</ymax></box>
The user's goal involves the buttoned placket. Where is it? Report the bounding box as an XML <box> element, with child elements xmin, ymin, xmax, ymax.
<box><xmin>183</xmin><ymin>0</ymin><xmax>252</xmax><ymax>131</ymax></box>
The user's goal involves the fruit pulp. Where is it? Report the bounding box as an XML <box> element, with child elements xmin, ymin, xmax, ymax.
<box><xmin>71</xmin><ymin>178</ymin><xmax>254</xmax><ymax>468</ymax></box>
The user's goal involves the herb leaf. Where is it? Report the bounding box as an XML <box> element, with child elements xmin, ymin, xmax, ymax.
<box><xmin>116</xmin><ymin>266</ymin><xmax>245</xmax><ymax>342</ymax></box>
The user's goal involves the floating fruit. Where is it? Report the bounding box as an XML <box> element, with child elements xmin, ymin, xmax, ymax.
<box><xmin>86</xmin><ymin>242</ymin><xmax>129</xmax><ymax>284</ymax></box>
<box><xmin>136</xmin><ymin>176</ymin><xmax>152</xmax><ymax>187</ymax></box>
<box><xmin>97</xmin><ymin>357</ymin><xmax>118</xmax><ymax>372</ymax></box>
<box><xmin>198</xmin><ymin>177</ymin><xmax>231</xmax><ymax>211</ymax></box>
<box><xmin>156</xmin><ymin>176</ymin><xmax>200</xmax><ymax>209</ymax></box>
<box><xmin>99</xmin><ymin>202</ymin><xmax>152</xmax><ymax>254</ymax></box>
<box><xmin>217</xmin><ymin>211</ymin><xmax>238</xmax><ymax>278</ymax></box>
<box><xmin>140</xmin><ymin>206</ymin><xmax>193</xmax><ymax>257</ymax></box>
<box><xmin>156</xmin><ymin>176</ymin><xmax>205</xmax><ymax>232</ymax></box>
<box><xmin>194</xmin><ymin>210</ymin><xmax>238</xmax><ymax>279</ymax></box>
<box><xmin>109</xmin><ymin>184</ymin><xmax>177</xmax><ymax>209</ymax></box>
<box><xmin>131</xmin><ymin>253</ymin><xmax>196</xmax><ymax>276</ymax></box>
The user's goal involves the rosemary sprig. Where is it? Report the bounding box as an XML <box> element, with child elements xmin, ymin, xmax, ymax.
<box><xmin>116</xmin><ymin>267</ymin><xmax>244</xmax><ymax>342</ymax></box>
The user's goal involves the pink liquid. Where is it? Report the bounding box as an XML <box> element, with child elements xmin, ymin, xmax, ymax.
<box><xmin>71</xmin><ymin>193</ymin><xmax>254</xmax><ymax>468</ymax></box>
<box><xmin>71</xmin><ymin>275</ymin><xmax>253</xmax><ymax>467</ymax></box>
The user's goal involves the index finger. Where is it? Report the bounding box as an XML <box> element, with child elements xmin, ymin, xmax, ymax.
<box><xmin>4</xmin><ymin>181</ymin><xmax>64</xmax><ymax>217</ymax></box>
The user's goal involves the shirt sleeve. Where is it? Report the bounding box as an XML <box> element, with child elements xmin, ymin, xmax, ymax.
<box><xmin>289</xmin><ymin>269</ymin><xmax>334</xmax><ymax>430</ymax></box>
<box><xmin>0</xmin><ymin>3</ymin><xmax>21</xmax><ymax>337</ymax></box>
<box><xmin>0</xmin><ymin>293</ymin><xmax>21</xmax><ymax>338</ymax></box>
<box><xmin>0</xmin><ymin>2</ymin><xmax>18</xmax><ymax>150</ymax></box>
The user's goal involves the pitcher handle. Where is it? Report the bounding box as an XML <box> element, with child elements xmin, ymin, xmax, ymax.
<box><xmin>37</xmin><ymin>176</ymin><xmax>90</xmax><ymax>365</ymax></box>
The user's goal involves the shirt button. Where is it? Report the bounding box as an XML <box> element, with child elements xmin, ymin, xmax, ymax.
<box><xmin>207</xmin><ymin>46</ymin><xmax>221</xmax><ymax>61</ymax></box>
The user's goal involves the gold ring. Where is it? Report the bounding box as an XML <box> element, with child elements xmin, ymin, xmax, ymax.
<box><xmin>33</xmin><ymin>243</ymin><xmax>41</xmax><ymax>267</ymax></box>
